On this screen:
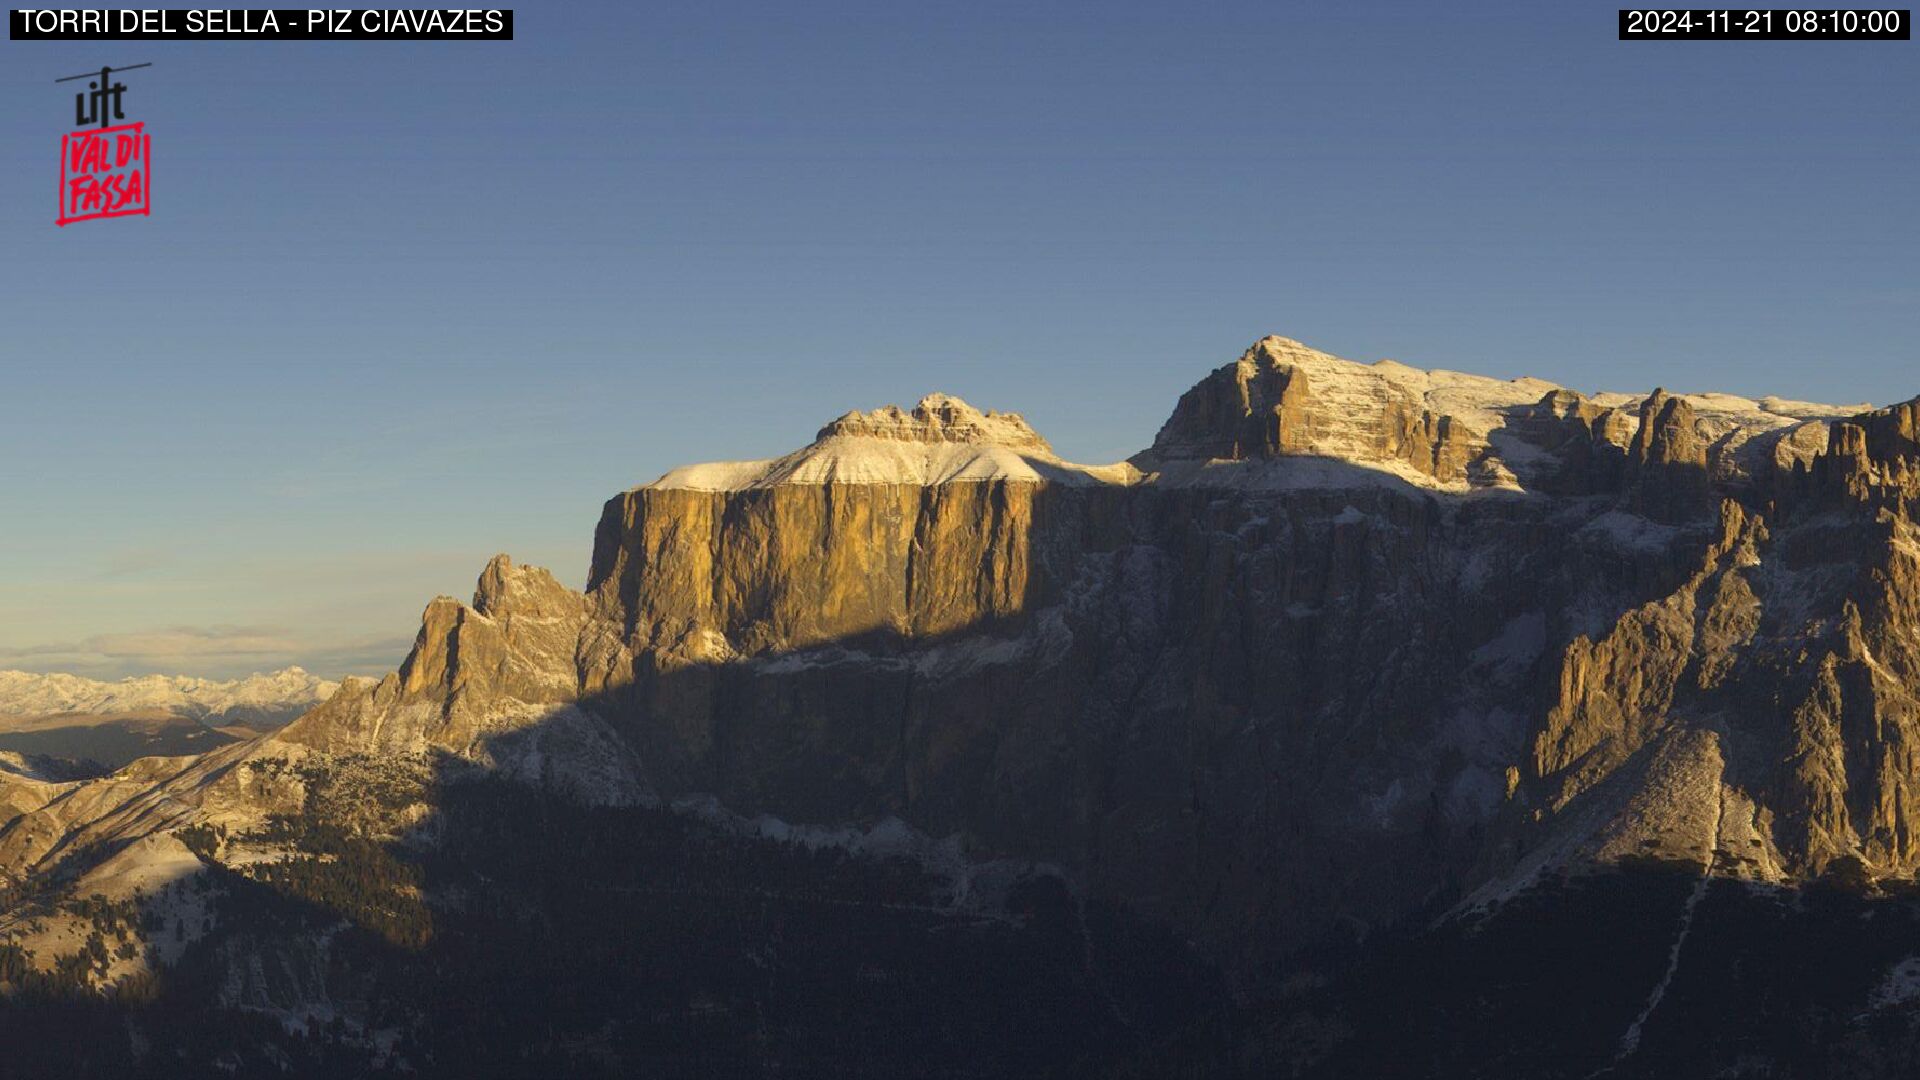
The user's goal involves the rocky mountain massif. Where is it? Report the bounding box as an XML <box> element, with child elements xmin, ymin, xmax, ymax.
<box><xmin>3</xmin><ymin>336</ymin><xmax>1920</xmax><ymax>1078</ymax></box>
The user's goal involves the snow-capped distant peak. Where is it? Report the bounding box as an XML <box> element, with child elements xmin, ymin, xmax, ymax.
<box><xmin>0</xmin><ymin>667</ymin><xmax>338</xmax><ymax>724</ymax></box>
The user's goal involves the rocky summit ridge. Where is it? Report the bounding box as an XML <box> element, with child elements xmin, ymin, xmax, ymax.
<box><xmin>650</xmin><ymin>389</ymin><xmax>1131</xmax><ymax>491</ymax></box>
<box><xmin>1140</xmin><ymin>335</ymin><xmax>1867</xmax><ymax>496</ymax></box>
<box><xmin>2</xmin><ymin>335</ymin><xmax>1918</xmax><ymax>1039</ymax></box>
<box><xmin>817</xmin><ymin>392</ymin><xmax>1054</xmax><ymax>450</ymax></box>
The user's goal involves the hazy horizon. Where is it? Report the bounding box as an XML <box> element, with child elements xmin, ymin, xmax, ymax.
<box><xmin>3</xmin><ymin>0</ymin><xmax>1915</xmax><ymax>679</ymax></box>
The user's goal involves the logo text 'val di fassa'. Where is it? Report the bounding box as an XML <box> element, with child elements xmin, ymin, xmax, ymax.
<box><xmin>57</xmin><ymin>62</ymin><xmax>151</xmax><ymax>227</ymax></box>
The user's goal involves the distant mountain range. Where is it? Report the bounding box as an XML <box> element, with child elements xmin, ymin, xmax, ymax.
<box><xmin>0</xmin><ymin>668</ymin><xmax>337</xmax><ymax>727</ymax></box>
<box><xmin>3</xmin><ymin>336</ymin><xmax>1919</xmax><ymax>1077</ymax></box>
<box><xmin>0</xmin><ymin>668</ymin><xmax>336</xmax><ymax>769</ymax></box>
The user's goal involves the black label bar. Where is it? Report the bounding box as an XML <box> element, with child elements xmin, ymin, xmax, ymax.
<box><xmin>1619</xmin><ymin>9</ymin><xmax>1908</xmax><ymax>39</ymax></box>
<box><xmin>10</xmin><ymin>9</ymin><xmax>513</xmax><ymax>40</ymax></box>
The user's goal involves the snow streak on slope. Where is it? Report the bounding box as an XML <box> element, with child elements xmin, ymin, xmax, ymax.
<box><xmin>1608</xmin><ymin>788</ymin><xmax>1727</xmax><ymax>1067</ymax></box>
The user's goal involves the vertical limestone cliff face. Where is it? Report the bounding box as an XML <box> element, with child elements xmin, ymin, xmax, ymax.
<box><xmin>1772</xmin><ymin>401</ymin><xmax>1920</xmax><ymax>871</ymax></box>
<box><xmin>6</xmin><ymin>337</ymin><xmax>1916</xmax><ymax>977</ymax></box>
<box><xmin>588</xmin><ymin>477</ymin><xmax>1583</xmax><ymax>945</ymax></box>
<box><xmin>587</xmin><ymin>481</ymin><xmax>1047</xmax><ymax>655</ymax></box>
<box><xmin>1520</xmin><ymin>394</ymin><xmax>1920</xmax><ymax>885</ymax></box>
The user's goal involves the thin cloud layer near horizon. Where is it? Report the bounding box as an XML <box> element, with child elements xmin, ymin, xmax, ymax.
<box><xmin>1</xmin><ymin>0</ymin><xmax>1914</xmax><ymax>679</ymax></box>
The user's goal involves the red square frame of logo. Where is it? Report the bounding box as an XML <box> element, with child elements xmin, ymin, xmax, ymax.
<box><xmin>58</xmin><ymin>121</ymin><xmax>151</xmax><ymax>227</ymax></box>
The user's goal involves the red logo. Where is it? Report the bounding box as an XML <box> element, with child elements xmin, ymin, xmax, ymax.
<box><xmin>59</xmin><ymin>122</ymin><xmax>150</xmax><ymax>227</ymax></box>
<box><xmin>56</xmin><ymin>63</ymin><xmax>152</xmax><ymax>227</ymax></box>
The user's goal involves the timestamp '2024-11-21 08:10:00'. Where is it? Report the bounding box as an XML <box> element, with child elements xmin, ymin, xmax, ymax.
<box><xmin>1619</xmin><ymin>8</ymin><xmax>1908</xmax><ymax>38</ymax></box>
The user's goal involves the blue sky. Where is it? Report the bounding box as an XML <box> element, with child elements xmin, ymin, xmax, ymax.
<box><xmin>1</xmin><ymin>0</ymin><xmax>1914</xmax><ymax>678</ymax></box>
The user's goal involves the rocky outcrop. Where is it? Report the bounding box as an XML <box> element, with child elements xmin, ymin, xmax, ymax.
<box><xmin>1135</xmin><ymin>336</ymin><xmax>1849</xmax><ymax>501</ymax></box>
<box><xmin>1814</xmin><ymin>398</ymin><xmax>1920</xmax><ymax>516</ymax></box>
<box><xmin>1141</xmin><ymin>336</ymin><xmax>1538</xmax><ymax>486</ymax></box>
<box><xmin>1518</xmin><ymin>390</ymin><xmax>1920</xmax><ymax>884</ymax></box>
